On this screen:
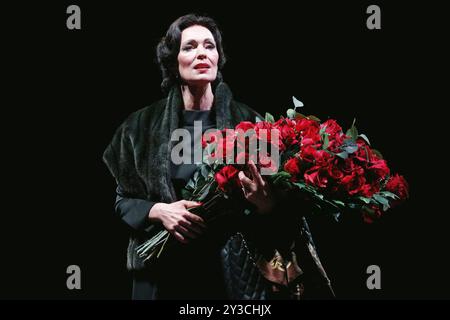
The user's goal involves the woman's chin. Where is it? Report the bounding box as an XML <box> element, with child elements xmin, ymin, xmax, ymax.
<box><xmin>186</xmin><ymin>77</ymin><xmax>216</xmax><ymax>86</ymax></box>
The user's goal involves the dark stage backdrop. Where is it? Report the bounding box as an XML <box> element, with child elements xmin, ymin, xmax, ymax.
<box><xmin>2</xmin><ymin>1</ymin><xmax>448</xmax><ymax>300</ymax></box>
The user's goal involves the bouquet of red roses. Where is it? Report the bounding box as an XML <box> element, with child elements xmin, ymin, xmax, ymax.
<box><xmin>136</xmin><ymin>97</ymin><xmax>409</xmax><ymax>262</ymax></box>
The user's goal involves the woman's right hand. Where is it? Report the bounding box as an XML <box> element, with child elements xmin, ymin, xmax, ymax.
<box><xmin>148</xmin><ymin>200</ymin><xmax>206</xmax><ymax>244</ymax></box>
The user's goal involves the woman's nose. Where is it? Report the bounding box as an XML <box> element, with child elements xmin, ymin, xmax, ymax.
<box><xmin>196</xmin><ymin>46</ymin><xmax>207</xmax><ymax>59</ymax></box>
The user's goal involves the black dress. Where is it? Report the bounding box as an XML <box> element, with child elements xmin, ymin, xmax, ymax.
<box><xmin>118</xmin><ymin>109</ymin><xmax>230</xmax><ymax>299</ymax></box>
<box><xmin>170</xmin><ymin>109</ymin><xmax>216</xmax><ymax>199</ymax></box>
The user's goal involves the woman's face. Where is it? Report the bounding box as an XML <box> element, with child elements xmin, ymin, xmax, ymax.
<box><xmin>178</xmin><ymin>25</ymin><xmax>219</xmax><ymax>85</ymax></box>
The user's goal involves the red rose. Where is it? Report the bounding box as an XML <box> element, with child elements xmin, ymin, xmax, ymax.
<box><xmin>314</xmin><ymin>149</ymin><xmax>332</xmax><ymax>167</ymax></box>
<box><xmin>359</xmin><ymin>183</ymin><xmax>380</xmax><ymax>198</ymax></box>
<box><xmin>299</xmin><ymin>137</ymin><xmax>312</xmax><ymax>148</ymax></box>
<box><xmin>300</xmin><ymin>146</ymin><xmax>331</xmax><ymax>167</ymax></box>
<box><xmin>300</xmin><ymin>145</ymin><xmax>317</xmax><ymax>164</ymax></box>
<box><xmin>339</xmin><ymin>167</ymin><xmax>366</xmax><ymax>196</ymax></box>
<box><xmin>304</xmin><ymin>166</ymin><xmax>328</xmax><ymax>188</ymax></box>
<box><xmin>295</xmin><ymin>118</ymin><xmax>319</xmax><ymax>133</ymax></box>
<box><xmin>268</xmin><ymin>119</ymin><xmax>290</xmax><ymax>152</ymax></box>
<box><xmin>354</xmin><ymin>138</ymin><xmax>377</xmax><ymax>164</ymax></box>
<box><xmin>235</xmin><ymin>124</ymin><xmax>258</xmax><ymax>152</ymax></box>
<box><xmin>202</xmin><ymin>130</ymin><xmax>221</xmax><ymax>148</ymax></box>
<box><xmin>354</xmin><ymin>142</ymin><xmax>370</xmax><ymax>164</ymax></box>
<box><xmin>275</xmin><ymin>118</ymin><xmax>294</xmax><ymax>131</ymax></box>
<box><xmin>327</xmin><ymin>160</ymin><xmax>344</xmax><ymax>180</ymax></box>
<box><xmin>255</xmin><ymin>121</ymin><xmax>273</xmax><ymax>142</ymax></box>
<box><xmin>301</xmin><ymin>125</ymin><xmax>321</xmax><ymax>143</ymax></box>
<box><xmin>235</xmin><ymin>121</ymin><xmax>255</xmax><ymax>132</ymax></box>
<box><xmin>255</xmin><ymin>121</ymin><xmax>273</xmax><ymax>129</ymax></box>
<box><xmin>339</xmin><ymin>158</ymin><xmax>356</xmax><ymax>175</ymax></box>
<box><xmin>320</xmin><ymin>119</ymin><xmax>342</xmax><ymax>137</ymax></box>
<box><xmin>284</xmin><ymin>157</ymin><xmax>301</xmax><ymax>178</ymax></box>
<box><xmin>327</xmin><ymin>133</ymin><xmax>346</xmax><ymax>152</ymax></box>
<box><xmin>215</xmin><ymin>165</ymin><xmax>240</xmax><ymax>192</ymax></box>
<box><xmin>368</xmin><ymin>159</ymin><xmax>390</xmax><ymax>179</ymax></box>
<box><xmin>300</xmin><ymin>127</ymin><xmax>321</xmax><ymax>149</ymax></box>
<box><xmin>385</xmin><ymin>174</ymin><xmax>409</xmax><ymax>206</ymax></box>
<box><xmin>274</xmin><ymin>118</ymin><xmax>284</xmax><ymax>127</ymax></box>
<box><xmin>279</xmin><ymin>123</ymin><xmax>298</xmax><ymax>147</ymax></box>
<box><xmin>201</xmin><ymin>136</ymin><xmax>207</xmax><ymax>148</ymax></box>
<box><xmin>255</xmin><ymin>121</ymin><xmax>283</xmax><ymax>152</ymax></box>
<box><xmin>217</xmin><ymin>130</ymin><xmax>236</xmax><ymax>163</ymax></box>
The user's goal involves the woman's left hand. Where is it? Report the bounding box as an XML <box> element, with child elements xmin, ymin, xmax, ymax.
<box><xmin>238</xmin><ymin>160</ymin><xmax>275</xmax><ymax>214</ymax></box>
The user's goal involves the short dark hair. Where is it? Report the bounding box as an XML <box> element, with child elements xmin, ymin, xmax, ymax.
<box><xmin>156</xmin><ymin>14</ymin><xmax>226</xmax><ymax>94</ymax></box>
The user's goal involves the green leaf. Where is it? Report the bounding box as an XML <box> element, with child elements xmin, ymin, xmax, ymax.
<box><xmin>358</xmin><ymin>133</ymin><xmax>371</xmax><ymax>145</ymax></box>
<box><xmin>345</xmin><ymin>127</ymin><xmax>357</xmax><ymax>141</ymax></box>
<box><xmin>197</xmin><ymin>184</ymin><xmax>211</xmax><ymax>202</ymax></box>
<box><xmin>292</xmin><ymin>96</ymin><xmax>304</xmax><ymax>109</ymax></box>
<box><xmin>287</xmin><ymin>109</ymin><xmax>296</xmax><ymax>119</ymax></box>
<box><xmin>347</xmin><ymin>203</ymin><xmax>360</xmax><ymax>210</ymax></box>
<box><xmin>346</xmin><ymin>119</ymin><xmax>358</xmax><ymax>141</ymax></box>
<box><xmin>307</xmin><ymin>115</ymin><xmax>321</xmax><ymax>122</ymax></box>
<box><xmin>265</xmin><ymin>112</ymin><xmax>275</xmax><ymax>123</ymax></box>
<box><xmin>295</xmin><ymin>112</ymin><xmax>307</xmax><ymax>120</ymax></box>
<box><xmin>322</xmin><ymin>134</ymin><xmax>329</xmax><ymax>150</ymax></box>
<box><xmin>363</xmin><ymin>146</ymin><xmax>370</xmax><ymax>162</ymax></box>
<box><xmin>358</xmin><ymin>196</ymin><xmax>371</xmax><ymax>204</ymax></box>
<box><xmin>203</xmin><ymin>143</ymin><xmax>216</xmax><ymax>163</ymax></box>
<box><xmin>271</xmin><ymin>171</ymin><xmax>292</xmax><ymax>185</ymax></box>
<box><xmin>341</xmin><ymin>139</ymin><xmax>358</xmax><ymax>154</ymax></box>
<box><xmin>212</xmin><ymin>161</ymin><xmax>219</xmax><ymax>171</ymax></box>
<box><xmin>277</xmin><ymin>171</ymin><xmax>292</xmax><ymax>178</ymax></box>
<box><xmin>379</xmin><ymin>191</ymin><xmax>399</xmax><ymax>200</ymax></box>
<box><xmin>293</xmin><ymin>182</ymin><xmax>306</xmax><ymax>190</ymax></box>
<box><xmin>373</xmin><ymin>194</ymin><xmax>389</xmax><ymax>206</ymax></box>
<box><xmin>200</xmin><ymin>165</ymin><xmax>209</xmax><ymax>179</ymax></box>
<box><xmin>181</xmin><ymin>188</ymin><xmax>192</xmax><ymax>200</ymax></box>
<box><xmin>343</xmin><ymin>144</ymin><xmax>358</xmax><ymax>154</ymax></box>
<box><xmin>336</xmin><ymin>151</ymin><xmax>348</xmax><ymax>159</ymax></box>
<box><xmin>319</xmin><ymin>125</ymin><xmax>327</xmax><ymax>135</ymax></box>
<box><xmin>372</xmin><ymin>149</ymin><xmax>384</xmax><ymax>159</ymax></box>
<box><xmin>315</xmin><ymin>193</ymin><xmax>324</xmax><ymax>200</ymax></box>
<box><xmin>187</xmin><ymin>179</ymin><xmax>195</xmax><ymax>189</ymax></box>
<box><xmin>281</xmin><ymin>180</ymin><xmax>293</xmax><ymax>189</ymax></box>
<box><xmin>333</xmin><ymin>200</ymin><xmax>345</xmax><ymax>207</ymax></box>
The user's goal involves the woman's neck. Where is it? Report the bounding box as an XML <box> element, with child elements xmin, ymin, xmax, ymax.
<box><xmin>181</xmin><ymin>83</ymin><xmax>214</xmax><ymax>111</ymax></box>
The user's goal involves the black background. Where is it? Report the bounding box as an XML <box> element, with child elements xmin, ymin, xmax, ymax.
<box><xmin>2</xmin><ymin>1</ymin><xmax>448</xmax><ymax>300</ymax></box>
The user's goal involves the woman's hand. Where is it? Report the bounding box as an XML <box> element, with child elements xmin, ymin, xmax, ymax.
<box><xmin>148</xmin><ymin>200</ymin><xmax>206</xmax><ymax>244</ymax></box>
<box><xmin>238</xmin><ymin>160</ymin><xmax>275</xmax><ymax>214</ymax></box>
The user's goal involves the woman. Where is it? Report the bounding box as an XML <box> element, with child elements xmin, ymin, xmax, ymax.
<box><xmin>103</xmin><ymin>13</ymin><xmax>334</xmax><ymax>300</ymax></box>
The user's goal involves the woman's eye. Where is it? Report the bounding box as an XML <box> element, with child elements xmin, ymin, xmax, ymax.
<box><xmin>206</xmin><ymin>44</ymin><xmax>216</xmax><ymax>49</ymax></box>
<box><xmin>182</xmin><ymin>46</ymin><xmax>193</xmax><ymax>51</ymax></box>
